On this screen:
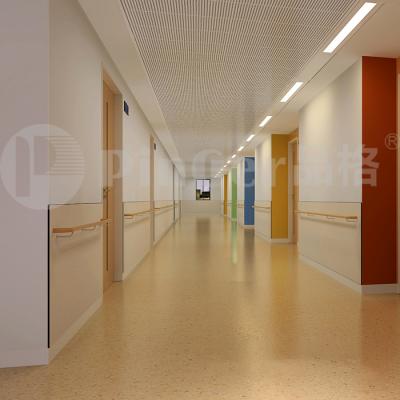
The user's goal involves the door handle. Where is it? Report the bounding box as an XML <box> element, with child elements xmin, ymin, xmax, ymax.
<box><xmin>103</xmin><ymin>187</ymin><xmax>111</xmax><ymax>198</ymax></box>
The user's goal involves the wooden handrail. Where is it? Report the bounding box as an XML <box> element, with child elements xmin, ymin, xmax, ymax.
<box><xmin>154</xmin><ymin>204</ymin><xmax>174</xmax><ymax>211</ymax></box>
<box><xmin>252</xmin><ymin>205</ymin><xmax>271</xmax><ymax>210</ymax></box>
<box><xmin>154</xmin><ymin>204</ymin><xmax>174</xmax><ymax>210</ymax></box>
<box><xmin>124</xmin><ymin>209</ymin><xmax>153</xmax><ymax>219</ymax></box>
<box><xmin>295</xmin><ymin>210</ymin><xmax>358</xmax><ymax>222</ymax></box>
<box><xmin>53</xmin><ymin>218</ymin><xmax>111</xmax><ymax>236</ymax></box>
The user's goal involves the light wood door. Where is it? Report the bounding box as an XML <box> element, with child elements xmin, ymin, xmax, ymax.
<box><xmin>292</xmin><ymin>141</ymin><xmax>299</xmax><ymax>244</ymax></box>
<box><xmin>103</xmin><ymin>81</ymin><xmax>115</xmax><ymax>292</ymax></box>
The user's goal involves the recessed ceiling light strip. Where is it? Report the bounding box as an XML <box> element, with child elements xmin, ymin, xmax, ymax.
<box><xmin>259</xmin><ymin>115</ymin><xmax>272</xmax><ymax>128</ymax></box>
<box><xmin>323</xmin><ymin>2</ymin><xmax>376</xmax><ymax>54</ymax></box>
<box><xmin>281</xmin><ymin>82</ymin><xmax>304</xmax><ymax>103</ymax></box>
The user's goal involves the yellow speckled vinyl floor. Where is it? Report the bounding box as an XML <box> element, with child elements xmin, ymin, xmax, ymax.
<box><xmin>1</xmin><ymin>216</ymin><xmax>400</xmax><ymax>399</ymax></box>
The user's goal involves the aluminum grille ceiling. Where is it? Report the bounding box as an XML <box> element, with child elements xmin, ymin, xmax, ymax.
<box><xmin>120</xmin><ymin>0</ymin><xmax>360</xmax><ymax>163</ymax></box>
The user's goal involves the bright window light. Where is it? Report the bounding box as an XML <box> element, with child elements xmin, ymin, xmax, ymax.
<box><xmin>259</xmin><ymin>115</ymin><xmax>272</xmax><ymax>128</ymax></box>
<box><xmin>281</xmin><ymin>82</ymin><xmax>304</xmax><ymax>103</ymax></box>
<box><xmin>246</xmin><ymin>134</ymin><xmax>255</xmax><ymax>142</ymax></box>
<box><xmin>238</xmin><ymin>146</ymin><xmax>244</xmax><ymax>152</ymax></box>
<box><xmin>324</xmin><ymin>2</ymin><xmax>376</xmax><ymax>54</ymax></box>
<box><xmin>232</xmin><ymin>154</ymin><xmax>237</xmax><ymax>159</ymax></box>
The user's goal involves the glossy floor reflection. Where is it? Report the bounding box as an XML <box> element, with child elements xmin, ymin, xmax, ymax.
<box><xmin>1</xmin><ymin>216</ymin><xmax>400</xmax><ymax>399</ymax></box>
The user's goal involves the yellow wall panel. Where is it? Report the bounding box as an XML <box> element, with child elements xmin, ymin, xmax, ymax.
<box><xmin>271</xmin><ymin>135</ymin><xmax>290</xmax><ymax>239</ymax></box>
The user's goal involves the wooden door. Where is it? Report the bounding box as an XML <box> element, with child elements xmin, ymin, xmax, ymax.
<box><xmin>292</xmin><ymin>141</ymin><xmax>299</xmax><ymax>244</ymax></box>
<box><xmin>103</xmin><ymin>81</ymin><xmax>115</xmax><ymax>292</ymax></box>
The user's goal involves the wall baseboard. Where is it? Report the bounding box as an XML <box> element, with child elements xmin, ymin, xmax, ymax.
<box><xmin>153</xmin><ymin>220</ymin><xmax>174</xmax><ymax>245</ymax></box>
<box><xmin>123</xmin><ymin>245</ymin><xmax>152</xmax><ymax>281</ymax></box>
<box><xmin>300</xmin><ymin>254</ymin><xmax>361</xmax><ymax>292</ymax></box>
<box><xmin>255</xmin><ymin>230</ymin><xmax>271</xmax><ymax>242</ymax></box>
<box><xmin>0</xmin><ymin>348</ymin><xmax>49</xmax><ymax>369</ymax></box>
<box><xmin>123</xmin><ymin>259</ymin><xmax>143</xmax><ymax>281</ymax></box>
<box><xmin>361</xmin><ymin>284</ymin><xmax>399</xmax><ymax>294</ymax></box>
<box><xmin>49</xmin><ymin>297</ymin><xmax>102</xmax><ymax>362</ymax></box>
<box><xmin>300</xmin><ymin>255</ymin><xmax>399</xmax><ymax>294</ymax></box>
<box><xmin>238</xmin><ymin>223</ymin><xmax>254</xmax><ymax>230</ymax></box>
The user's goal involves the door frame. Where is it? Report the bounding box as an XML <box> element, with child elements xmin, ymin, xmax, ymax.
<box><xmin>102</xmin><ymin>69</ymin><xmax>124</xmax><ymax>289</ymax></box>
<box><xmin>288</xmin><ymin>137</ymin><xmax>299</xmax><ymax>244</ymax></box>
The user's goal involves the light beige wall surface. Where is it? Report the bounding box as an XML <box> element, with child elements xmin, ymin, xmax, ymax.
<box><xmin>154</xmin><ymin>202</ymin><xmax>174</xmax><ymax>243</ymax></box>
<box><xmin>123</xmin><ymin>201</ymin><xmax>152</xmax><ymax>279</ymax></box>
<box><xmin>174</xmin><ymin>168</ymin><xmax>181</xmax><ymax>220</ymax></box>
<box><xmin>154</xmin><ymin>139</ymin><xmax>174</xmax><ymax>242</ymax></box>
<box><xmin>182</xmin><ymin>201</ymin><xmax>222</xmax><ymax>215</ymax></box>
<box><xmin>254</xmin><ymin>202</ymin><xmax>272</xmax><ymax>241</ymax></box>
<box><xmin>298</xmin><ymin>60</ymin><xmax>363</xmax><ymax>284</ymax></box>
<box><xmin>298</xmin><ymin>202</ymin><xmax>361</xmax><ymax>283</ymax></box>
<box><xmin>50</xmin><ymin>204</ymin><xmax>103</xmax><ymax>353</ymax></box>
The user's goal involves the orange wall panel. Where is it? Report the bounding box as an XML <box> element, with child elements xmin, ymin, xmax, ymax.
<box><xmin>362</xmin><ymin>57</ymin><xmax>397</xmax><ymax>285</ymax></box>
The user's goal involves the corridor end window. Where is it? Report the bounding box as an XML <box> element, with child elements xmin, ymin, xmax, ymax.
<box><xmin>196</xmin><ymin>179</ymin><xmax>211</xmax><ymax>200</ymax></box>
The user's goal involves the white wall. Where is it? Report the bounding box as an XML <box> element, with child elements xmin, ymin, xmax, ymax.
<box><xmin>298</xmin><ymin>60</ymin><xmax>362</xmax><ymax>284</ymax></box>
<box><xmin>220</xmin><ymin>176</ymin><xmax>225</xmax><ymax>215</ymax></box>
<box><xmin>50</xmin><ymin>0</ymin><xmax>154</xmax><ymax>205</ymax></box>
<box><xmin>154</xmin><ymin>138</ymin><xmax>174</xmax><ymax>241</ymax></box>
<box><xmin>0</xmin><ymin>0</ymin><xmax>50</xmax><ymax>368</ymax></box>
<box><xmin>255</xmin><ymin>136</ymin><xmax>272</xmax><ymax>203</ymax></box>
<box><xmin>123</xmin><ymin>106</ymin><xmax>151</xmax><ymax>203</ymax></box>
<box><xmin>254</xmin><ymin>136</ymin><xmax>272</xmax><ymax>240</ymax></box>
<box><xmin>154</xmin><ymin>139</ymin><xmax>174</xmax><ymax>203</ymax></box>
<box><xmin>182</xmin><ymin>178</ymin><xmax>221</xmax><ymax>215</ymax></box>
<box><xmin>173</xmin><ymin>167</ymin><xmax>181</xmax><ymax>220</ymax></box>
<box><xmin>1</xmin><ymin>0</ymin><xmax>181</xmax><ymax>369</ymax></box>
<box><xmin>299</xmin><ymin>60</ymin><xmax>362</xmax><ymax>203</ymax></box>
<box><xmin>48</xmin><ymin>0</ymin><xmax>161</xmax><ymax>362</ymax></box>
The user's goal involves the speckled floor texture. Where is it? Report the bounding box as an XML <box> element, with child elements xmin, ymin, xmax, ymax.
<box><xmin>1</xmin><ymin>215</ymin><xmax>400</xmax><ymax>400</ymax></box>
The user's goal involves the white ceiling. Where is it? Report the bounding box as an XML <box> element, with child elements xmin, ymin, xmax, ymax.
<box><xmin>119</xmin><ymin>0</ymin><xmax>361</xmax><ymax>170</ymax></box>
<box><xmin>79</xmin><ymin>0</ymin><xmax>400</xmax><ymax>178</ymax></box>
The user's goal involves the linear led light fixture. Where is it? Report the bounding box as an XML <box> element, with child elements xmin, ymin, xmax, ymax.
<box><xmin>238</xmin><ymin>146</ymin><xmax>244</xmax><ymax>152</ymax></box>
<box><xmin>259</xmin><ymin>115</ymin><xmax>272</xmax><ymax>128</ymax></box>
<box><xmin>281</xmin><ymin>82</ymin><xmax>304</xmax><ymax>103</ymax></box>
<box><xmin>224</xmin><ymin>164</ymin><xmax>227</xmax><ymax>168</ymax></box>
<box><xmin>324</xmin><ymin>2</ymin><xmax>376</xmax><ymax>53</ymax></box>
<box><xmin>232</xmin><ymin>154</ymin><xmax>237</xmax><ymax>159</ymax></box>
<box><xmin>246</xmin><ymin>134</ymin><xmax>255</xmax><ymax>142</ymax></box>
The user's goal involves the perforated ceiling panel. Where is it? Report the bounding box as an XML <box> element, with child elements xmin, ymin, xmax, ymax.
<box><xmin>120</xmin><ymin>0</ymin><xmax>359</xmax><ymax>164</ymax></box>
